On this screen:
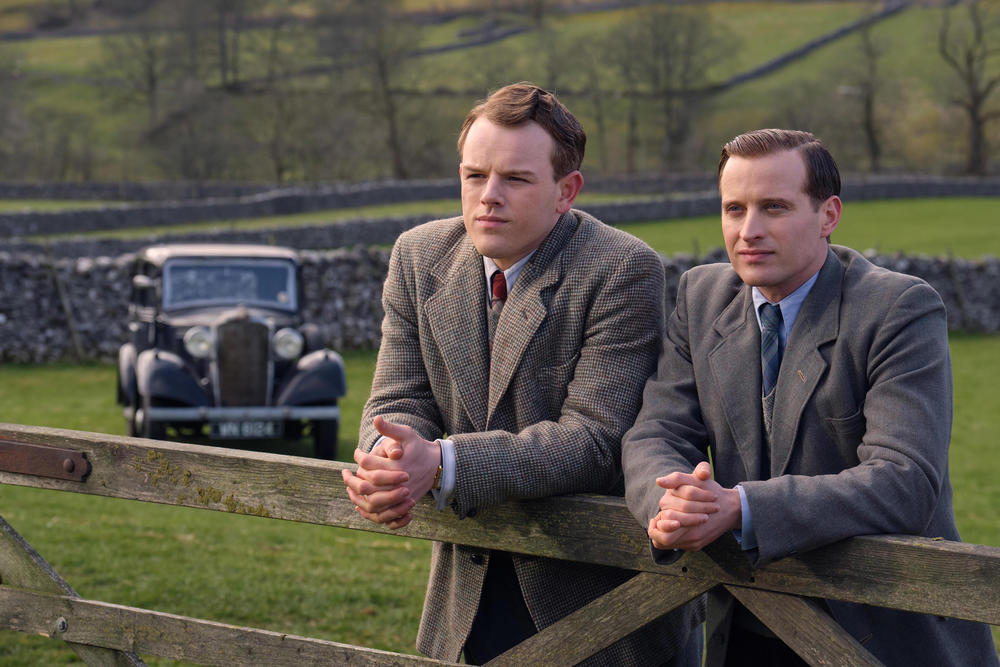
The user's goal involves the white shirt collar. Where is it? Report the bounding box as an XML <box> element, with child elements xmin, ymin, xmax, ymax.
<box><xmin>483</xmin><ymin>251</ymin><xmax>534</xmax><ymax>297</ymax></box>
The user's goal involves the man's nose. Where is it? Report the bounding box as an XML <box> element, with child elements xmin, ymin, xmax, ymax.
<box><xmin>481</xmin><ymin>174</ymin><xmax>504</xmax><ymax>207</ymax></box>
<box><xmin>740</xmin><ymin>210</ymin><xmax>766</xmax><ymax>240</ymax></box>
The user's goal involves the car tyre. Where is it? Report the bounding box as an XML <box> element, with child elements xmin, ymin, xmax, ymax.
<box><xmin>126</xmin><ymin>396</ymin><xmax>140</xmax><ymax>438</ymax></box>
<box><xmin>140</xmin><ymin>395</ymin><xmax>167</xmax><ymax>440</ymax></box>
<box><xmin>313</xmin><ymin>419</ymin><xmax>339</xmax><ymax>460</ymax></box>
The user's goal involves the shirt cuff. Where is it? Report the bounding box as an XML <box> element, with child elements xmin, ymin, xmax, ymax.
<box><xmin>734</xmin><ymin>484</ymin><xmax>758</xmax><ymax>551</ymax></box>
<box><xmin>430</xmin><ymin>438</ymin><xmax>455</xmax><ymax>511</ymax></box>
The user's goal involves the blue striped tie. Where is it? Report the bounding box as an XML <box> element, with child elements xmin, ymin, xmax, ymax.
<box><xmin>760</xmin><ymin>303</ymin><xmax>784</xmax><ymax>395</ymax></box>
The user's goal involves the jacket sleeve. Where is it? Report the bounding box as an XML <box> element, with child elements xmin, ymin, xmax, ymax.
<box><xmin>359</xmin><ymin>236</ymin><xmax>446</xmax><ymax>450</ymax></box>
<box><xmin>448</xmin><ymin>243</ymin><xmax>666</xmax><ymax>517</ymax></box>
<box><xmin>622</xmin><ymin>270</ymin><xmax>713</xmax><ymax>536</ymax></box>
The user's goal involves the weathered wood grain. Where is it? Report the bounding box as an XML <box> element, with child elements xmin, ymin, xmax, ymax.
<box><xmin>1</xmin><ymin>424</ymin><xmax>998</xmax><ymax>626</ymax></box>
<box><xmin>727</xmin><ymin>585</ymin><xmax>883</xmax><ymax>666</ymax></box>
<box><xmin>0</xmin><ymin>586</ymin><xmax>458</xmax><ymax>666</ymax></box>
<box><xmin>487</xmin><ymin>572</ymin><xmax>713</xmax><ymax>666</ymax></box>
<box><xmin>0</xmin><ymin>515</ymin><xmax>145</xmax><ymax>666</ymax></box>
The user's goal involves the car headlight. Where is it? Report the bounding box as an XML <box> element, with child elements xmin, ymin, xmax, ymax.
<box><xmin>183</xmin><ymin>326</ymin><xmax>213</xmax><ymax>359</ymax></box>
<box><xmin>273</xmin><ymin>328</ymin><xmax>304</xmax><ymax>361</ymax></box>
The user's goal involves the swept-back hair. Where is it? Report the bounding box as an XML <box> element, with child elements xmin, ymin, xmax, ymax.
<box><xmin>458</xmin><ymin>82</ymin><xmax>586</xmax><ymax>180</ymax></box>
<box><xmin>719</xmin><ymin>129</ymin><xmax>841</xmax><ymax>206</ymax></box>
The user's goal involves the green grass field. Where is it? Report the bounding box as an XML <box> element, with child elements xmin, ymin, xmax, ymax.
<box><xmin>619</xmin><ymin>197</ymin><xmax>1000</xmax><ymax>259</ymax></box>
<box><xmin>25</xmin><ymin>196</ymin><xmax>1000</xmax><ymax>261</ymax></box>
<box><xmin>2</xmin><ymin>331</ymin><xmax>998</xmax><ymax>663</ymax></box>
<box><xmin>1</xmin><ymin>203</ymin><xmax>999</xmax><ymax>661</ymax></box>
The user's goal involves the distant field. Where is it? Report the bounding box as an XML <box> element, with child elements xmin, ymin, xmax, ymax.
<box><xmin>20</xmin><ymin>196</ymin><xmax>1000</xmax><ymax>260</ymax></box>
<box><xmin>0</xmin><ymin>199</ymin><xmax>110</xmax><ymax>212</ymax></box>
<box><xmin>620</xmin><ymin>197</ymin><xmax>1000</xmax><ymax>259</ymax></box>
<box><xmin>20</xmin><ymin>191</ymin><xmax>644</xmax><ymax>241</ymax></box>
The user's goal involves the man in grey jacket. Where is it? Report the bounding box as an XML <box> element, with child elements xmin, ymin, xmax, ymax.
<box><xmin>623</xmin><ymin>128</ymin><xmax>999</xmax><ymax>666</ymax></box>
<box><xmin>341</xmin><ymin>83</ymin><xmax>702</xmax><ymax>665</ymax></box>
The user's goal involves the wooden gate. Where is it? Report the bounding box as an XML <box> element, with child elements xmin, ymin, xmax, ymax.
<box><xmin>0</xmin><ymin>423</ymin><xmax>997</xmax><ymax>665</ymax></box>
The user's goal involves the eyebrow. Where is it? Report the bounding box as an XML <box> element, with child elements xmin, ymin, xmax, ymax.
<box><xmin>461</xmin><ymin>163</ymin><xmax>538</xmax><ymax>179</ymax></box>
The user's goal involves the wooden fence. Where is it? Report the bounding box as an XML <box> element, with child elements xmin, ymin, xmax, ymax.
<box><xmin>0</xmin><ymin>423</ymin><xmax>997</xmax><ymax>666</ymax></box>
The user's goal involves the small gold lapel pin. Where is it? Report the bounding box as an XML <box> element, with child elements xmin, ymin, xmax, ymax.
<box><xmin>797</xmin><ymin>370</ymin><xmax>807</xmax><ymax>383</ymax></box>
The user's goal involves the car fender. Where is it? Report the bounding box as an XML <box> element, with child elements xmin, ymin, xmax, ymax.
<box><xmin>136</xmin><ymin>349</ymin><xmax>211</xmax><ymax>407</ymax></box>
<box><xmin>117</xmin><ymin>343</ymin><xmax>138</xmax><ymax>406</ymax></box>
<box><xmin>275</xmin><ymin>349</ymin><xmax>347</xmax><ymax>406</ymax></box>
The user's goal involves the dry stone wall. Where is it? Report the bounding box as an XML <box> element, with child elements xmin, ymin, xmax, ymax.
<box><xmin>1</xmin><ymin>246</ymin><xmax>997</xmax><ymax>364</ymax></box>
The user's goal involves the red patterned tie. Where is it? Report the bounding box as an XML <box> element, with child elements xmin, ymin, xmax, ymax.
<box><xmin>491</xmin><ymin>270</ymin><xmax>507</xmax><ymax>309</ymax></box>
<box><xmin>488</xmin><ymin>270</ymin><xmax>506</xmax><ymax>347</ymax></box>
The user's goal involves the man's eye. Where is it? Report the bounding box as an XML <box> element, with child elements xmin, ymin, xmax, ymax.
<box><xmin>724</xmin><ymin>205</ymin><xmax>743</xmax><ymax>214</ymax></box>
<box><xmin>465</xmin><ymin>173</ymin><xmax>485</xmax><ymax>180</ymax></box>
<box><xmin>765</xmin><ymin>202</ymin><xmax>786</xmax><ymax>211</ymax></box>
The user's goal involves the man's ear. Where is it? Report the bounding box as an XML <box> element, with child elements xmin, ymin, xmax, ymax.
<box><xmin>555</xmin><ymin>170</ymin><xmax>584</xmax><ymax>214</ymax></box>
<box><xmin>820</xmin><ymin>195</ymin><xmax>842</xmax><ymax>238</ymax></box>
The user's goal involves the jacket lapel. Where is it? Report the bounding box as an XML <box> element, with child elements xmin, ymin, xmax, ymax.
<box><xmin>708</xmin><ymin>288</ymin><xmax>767</xmax><ymax>481</ymax></box>
<box><xmin>486</xmin><ymin>212</ymin><xmax>577</xmax><ymax>425</ymax></box>
<box><xmin>425</xmin><ymin>236</ymin><xmax>491</xmax><ymax>431</ymax></box>
<box><xmin>770</xmin><ymin>248</ymin><xmax>842</xmax><ymax>476</ymax></box>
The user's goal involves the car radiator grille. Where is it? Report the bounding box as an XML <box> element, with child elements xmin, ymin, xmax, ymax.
<box><xmin>215</xmin><ymin>318</ymin><xmax>270</xmax><ymax>406</ymax></box>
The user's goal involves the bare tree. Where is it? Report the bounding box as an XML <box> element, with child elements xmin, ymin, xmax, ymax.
<box><xmin>0</xmin><ymin>53</ymin><xmax>33</xmax><ymax>179</ymax></box>
<box><xmin>837</xmin><ymin>18</ymin><xmax>888</xmax><ymax>173</ymax></box>
<box><xmin>577</xmin><ymin>41</ymin><xmax>611</xmax><ymax>174</ymax></box>
<box><xmin>100</xmin><ymin>18</ymin><xmax>173</xmax><ymax>126</ymax></box>
<box><xmin>938</xmin><ymin>0</ymin><xmax>1000</xmax><ymax>175</ymax></box>
<box><xmin>319</xmin><ymin>0</ymin><xmax>421</xmax><ymax>179</ymax></box>
<box><xmin>259</xmin><ymin>9</ymin><xmax>308</xmax><ymax>182</ymax></box>
<box><xmin>607</xmin><ymin>7</ymin><xmax>727</xmax><ymax>172</ymax></box>
<box><xmin>207</xmin><ymin>0</ymin><xmax>260</xmax><ymax>90</ymax></box>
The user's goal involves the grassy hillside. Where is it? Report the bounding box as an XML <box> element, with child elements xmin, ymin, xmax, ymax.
<box><xmin>2</xmin><ymin>2</ymin><xmax>991</xmax><ymax>180</ymax></box>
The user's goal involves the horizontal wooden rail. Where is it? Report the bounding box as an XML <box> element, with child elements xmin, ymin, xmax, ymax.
<box><xmin>1</xmin><ymin>423</ymin><xmax>998</xmax><ymax>629</ymax></box>
<box><xmin>0</xmin><ymin>586</ymin><xmax>457</xmax><ymax>666</ymax></box>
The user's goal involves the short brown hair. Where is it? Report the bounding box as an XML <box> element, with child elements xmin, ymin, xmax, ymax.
<box><xmin>718</xmin><ymin>129</ymin><xmax>841</xmax><ymax>207</ymax></box>
<box><xmin>457</xmin><ymin>82</ymin><xmax>586</xmax><ymax>180</ymax></box>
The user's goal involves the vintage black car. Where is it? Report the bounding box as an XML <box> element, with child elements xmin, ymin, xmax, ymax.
<box><xmin>116</xmin><ymin>244</ymin><xmax>346</xmax><ymax>459</ymax></box>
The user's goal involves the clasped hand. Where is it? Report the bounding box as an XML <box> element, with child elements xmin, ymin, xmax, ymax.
<box><xmin>648</xmin><ymin>461</ymin><xmax>742</xmax><ymax>551</ymax></box>
<box><xmin>340</xmin><ymin>415</ymin><xmax>441</xmax><ymax>530</ymax></box>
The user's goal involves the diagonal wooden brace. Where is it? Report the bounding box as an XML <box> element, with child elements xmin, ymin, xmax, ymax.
<box><xmin>487</xmin><ymin>571</ymin><xmax>714</xmax><ymax>667</ymax></box>
<box><xmin>0</xmin><ymin>514</ymin><xmax>145</xmax><ymax>666</ymax></box>
<box><xmin>726</xmin><ymin>584</ymin><xmax>883</xmax><ymax>666</ymax></box>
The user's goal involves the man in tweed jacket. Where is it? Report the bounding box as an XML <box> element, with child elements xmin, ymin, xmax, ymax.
<box><xmin>341</xmin><ymin>83</ymin><xmax>703</xmax><ymax>665</ymax></box>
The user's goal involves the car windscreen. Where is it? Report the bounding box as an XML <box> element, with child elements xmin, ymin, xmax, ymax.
<box><xmin>162</xmin><ymin>258</ymin><xmax>297</xmax><ymax>311</ymax></box>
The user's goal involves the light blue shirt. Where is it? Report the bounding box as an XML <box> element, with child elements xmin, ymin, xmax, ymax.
<box><xmin>736</xmin><ymin>270</ymin><xmax>821</xmax><ymax>550</ymax></box>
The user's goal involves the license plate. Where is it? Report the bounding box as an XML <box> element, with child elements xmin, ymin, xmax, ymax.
<box><xmin>211</xmin><ymin>420</ymin><xmax>283</xmax><ymax>439</ymax></box>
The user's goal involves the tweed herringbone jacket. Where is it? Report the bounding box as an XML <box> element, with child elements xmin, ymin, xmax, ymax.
<box><xmin>360</xmin><ymin>210</ymin><xmax>704</xmax><ymax>665</ymax></box>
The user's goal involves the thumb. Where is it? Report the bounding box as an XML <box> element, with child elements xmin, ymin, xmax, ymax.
<box><xmin>372</xmin><ymin>416</ymin><xmax>410</xmax><ymax>458</ymax></box>
<box><xmin>693</xmin><ymin>461</ymin><xmax>712</xmax><ymax>481</ymax></box>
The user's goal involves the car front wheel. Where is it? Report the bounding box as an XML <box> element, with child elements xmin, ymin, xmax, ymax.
<box><xmin>312</xmin><ymin>419</ymin><xmax>338</xmax><ymax>460</ymax></box>
<box><xmin>140</xmin><ymin>395</ymin><xmax>166</xmax><ymax>440</ymax></box>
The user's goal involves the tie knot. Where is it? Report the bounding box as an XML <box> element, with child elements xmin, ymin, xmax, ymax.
<box><xmin>491</xmin><ymin>270</ymin><xmax>507</xmax><ymax>304</ymax></box>
<box><xmin>759</xmin><ymin>302</ymin><xmax>782</xmax><ymax>332</ymax></box>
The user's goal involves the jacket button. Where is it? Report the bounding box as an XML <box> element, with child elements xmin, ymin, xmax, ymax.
<box><xmin>471</xmin><ymin>553</ymin><xmax>484</xmax><ymax>565</ymax></box>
